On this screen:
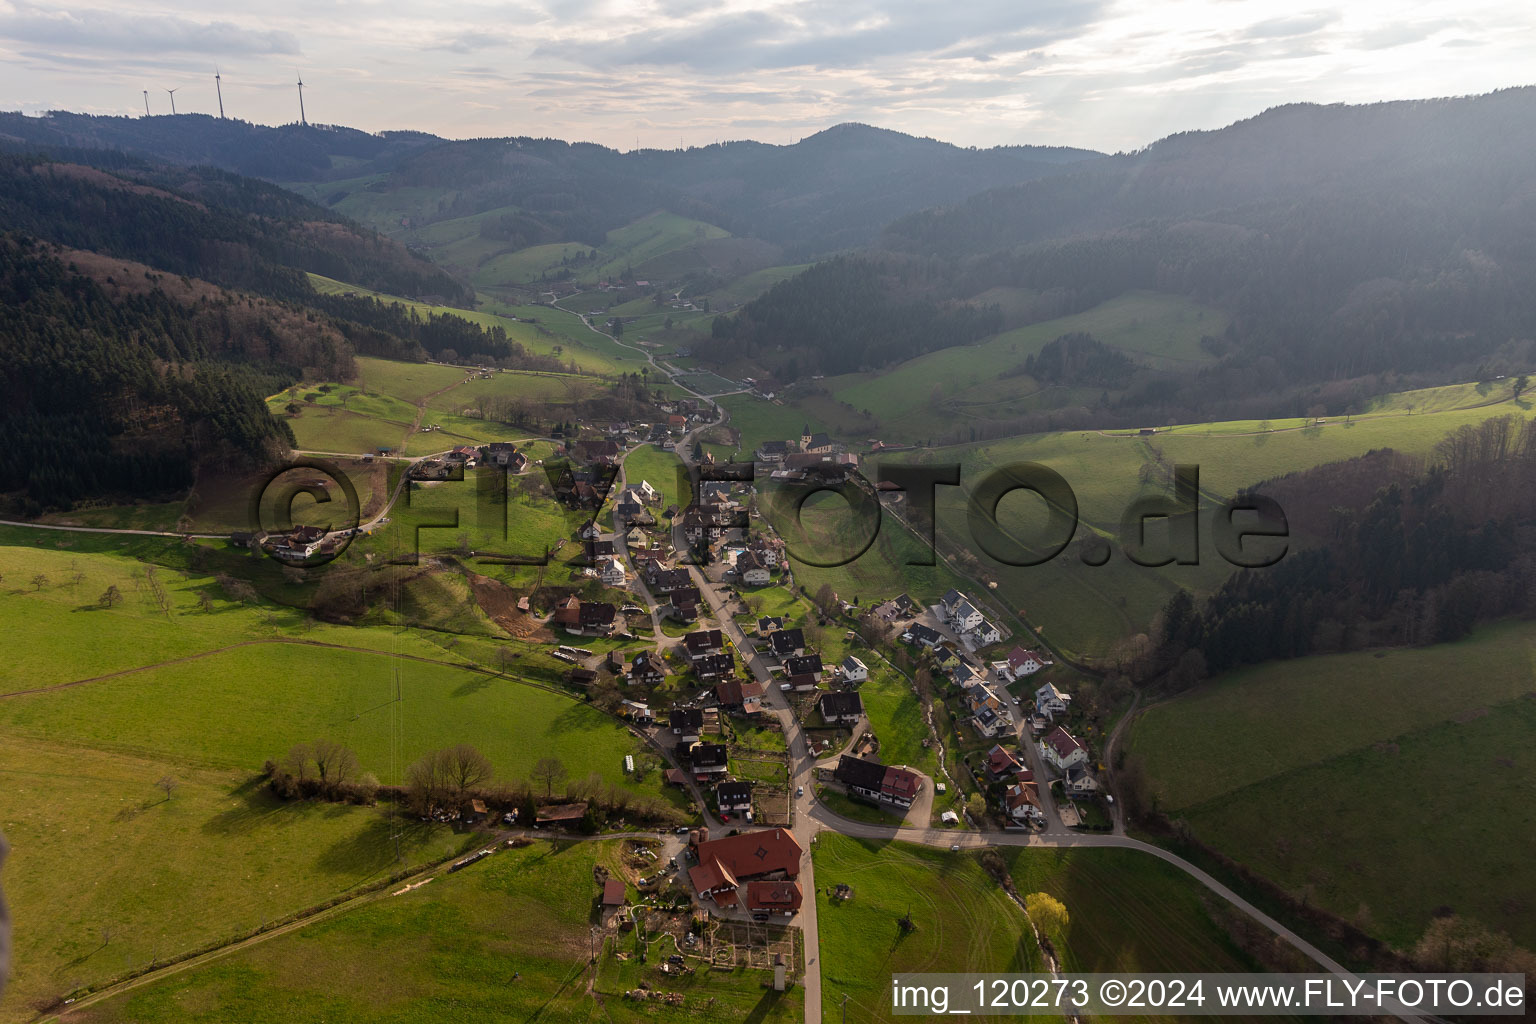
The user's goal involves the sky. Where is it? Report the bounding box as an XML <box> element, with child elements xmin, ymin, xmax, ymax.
<box><xmin>1</xmin><ymin>0</ymin><xmax>1533</xmax><ymax>152</ymax></box>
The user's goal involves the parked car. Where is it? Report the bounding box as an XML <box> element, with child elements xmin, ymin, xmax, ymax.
<box><xmin>795</xmin><ymin>786</ymin><xmax>803</xmax><ymax>797</ymax></box>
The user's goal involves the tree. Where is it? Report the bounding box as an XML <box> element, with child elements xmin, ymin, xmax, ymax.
<box><xmin>311</xmin><ymin>738</ymin><xmax>359</xmax><ymax>787</ymax></box>
<box><xmin>532</xmin><ymin>756</ymin><xmax>567</xmax><ymax>797</ymax></box>
<box><xmin>814</xmin><ymin>583</ymin><xmax>837</xmax><ymax>614</ymax></box>
<box><xmin>1025</xmin><ymin>892</ymin><xmax>1069</xmax><ymax>941</ymax></box>
<box><xmin>1515</xmin><ymin>374</ymin><xmax>1530</xmax><ymax>400</ymax></box>
<box><xmin>197</xmin><ymin>590</ymin><xmax>214</xmax><ymax>613</ymax></box>
<box><xmin>441</xmin><ymin>744</ymin><xmax>493</xmax><ymax>798</ymax></box>
<box><xmin>99</xmin><ymin>584</ymin><xmax>122</xmax><ymax>608</ymax></box>
<box><xmin>155</xmin><ymin>775</ymin><xmax>180</xmax><ymax>802</ymax></box>
<box><xmin>31</xmin><ymin>573</ymin><xmax>48</xmax><ymax>591</ymax></box>
<box><xmin>965</xmin><ymin>792</ymin><xmax>986</xmax><ymax>821</ymax></box>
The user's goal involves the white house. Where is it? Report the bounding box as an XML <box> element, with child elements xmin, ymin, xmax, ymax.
<box><xmin>840</xmin><ymin>655</ymin><xmax>868</xmax><ymax>682</ymax></box>
<box><xmin>1002</xmin><ymin>645</ymin><xmax>1049</xmax><ymax>682</ymax></box>
<box><xmin>1038</xmin><ymin>726</ymin><xmax>1089</xmax><ymax>772</ymax></box>
<box><xmin>637</xmin><ymin>479</ymin><xmax>660</xmax><ymax>505</ymax></box>
<box><xmin>1034</xmin><ymin>681</ymin><xmax>1071</xmax><ymax>718</ymax></box>
<box><xmin>949</xmin><ymin>598</ymin><xmax>984</xmax><ymax>635</ymax></box>
<box><xmin>596</xmin><ymin>556</ymin><xmax>627</xmax><ymax>587</ymax></box>
<box><xmin>973</xmin><ymin>619</ymin><xmax>1003</xmax><ymax>645</ymax></box>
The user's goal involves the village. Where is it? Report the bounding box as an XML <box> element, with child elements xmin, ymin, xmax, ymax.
<box><xmin>238</xmin><ymin>403</ymin><xmax>1112</xmax><ymax>942</ymax></box>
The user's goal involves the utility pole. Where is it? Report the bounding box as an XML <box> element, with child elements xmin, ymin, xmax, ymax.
<box><xmin>142</xmin><ymin>90</ymin><xmax>149</xmax><ymax>116</ymax></box>
<box><xmin>841</xmin><ymin>993</ymin><xmax>850</xmax><ymax>1024</ymax></box>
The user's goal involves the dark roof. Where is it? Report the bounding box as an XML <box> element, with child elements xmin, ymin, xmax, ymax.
<box><xmin>683</xmin><ymin>628</ymin><xmax>725</xmax><ymax>652</ymax></box>
<box><xmin>784</xmin><ymin>654</ymin><xmax>822</xmax><ymax>676</ymax></box>
<box><xmin>767</xmin><ymin>628</ymin><xmax>804</xmax><ymax>655</ymax></box>
<box><xmin>579</xmin><ymin>602</ymin><xmax>617</xmax><ymax>626</ymax></box>
<box><xmin>602</xmin><ymin>877</ymin><xmax>627</xmax><ymax>905</ymax></box>
<box><xmin>694</xmin><ymin>653</ymin><xmax>735</xmax><ymax>676</ymax></box>
<box><xmin>716</xmin><ymin>779</ymin><xmax>752</xmax><ymax>804</ymax></box>
<box><xmin>669</xmin><ymin>707</ymin><xmax>704</xmax><ymax>730</ymax></box>
<box><xmin>631</xmin><ymin>650</ymin><xmax>666</xmax><ymax>676</ymax></box>
<box><xmin>757</xmin><ymin>616</ymin><xmax>785</xmax><ymax>633</ymax></box>
<box><xmin>905</xmin><ymin>623</ymin><xmax>942</xmax><ymax>644</ymax></box>
<box><xmin>689</xmin><ymin>742</ymin><xmax>729</xmax><ymax>769</ymax></box>
<box><xmin>818</xmin><ymin>692</ymin><xmax>865</xmax><ymax>719</ymax></box>
<box><xmin>835</xmin><ymin>754</ymin><xmax>888</xmax><ymax>791</ymax></box>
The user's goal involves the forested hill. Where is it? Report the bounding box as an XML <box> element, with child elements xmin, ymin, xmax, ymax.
<box><xmin>0</xmin><ymin>236</ymin><xmax>297</xmax><ymax>514</ymax></box>
<box><xmin>0</xmin><ymin>111</ymin><xmax>440</xmax><ymax>181</ymax></box>
<box><xmin>0</xmin><ymin>113</ymin><xmax>1101</xmax><ymax>258</ymax></box>
<box><xmin>0</xmin><ymin>149</ymin><xmax>469</xmax><ymax>304</ymax></box>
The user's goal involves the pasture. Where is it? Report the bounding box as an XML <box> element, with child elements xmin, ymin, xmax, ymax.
<box><xmin>622</xmin><ymin>444</ymin><xmax>690</xmax><ymax>510</ymax></box>
<box><xmin>1129</xmin><ymin>619</ymin><xmax>1536</xmax><ymax>947</ymax></box>
<box><xmin>813</xmin><ymin>835</ymin><xmax>1040</xmax><ymax>1022</ymax></box>
<box><xmin>65</xmin><ymin>838</ymin><xmax>795</xmax><ymax>1024</ymax></box>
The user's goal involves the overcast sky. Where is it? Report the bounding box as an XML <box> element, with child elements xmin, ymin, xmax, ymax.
<box><xmin>1</xmin><ymin>0</ymin><xmax>1532</xmax><ymax>152</ymax></box>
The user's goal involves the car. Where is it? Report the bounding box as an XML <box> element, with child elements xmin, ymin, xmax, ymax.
<box><xmin>795</xmin><ymin>786</ymin><xmax>804</xmax><ymax>797</ymax></box>
<box><xmin>779</xmin><ymin>682</ymin><xmax>793</xmax><ymax>691</ymax></box>
<box><xmin>950</xmin><ymin>844</ymin><xmax>961</xmax><ymax>852</ymax></box>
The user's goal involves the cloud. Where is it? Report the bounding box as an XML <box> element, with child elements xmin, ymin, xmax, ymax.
<box><xmin>0</xmin><ymin>3</ymin><xmax>300</xmax><ymax>55</ymax></box>
<box><xmin>1240</xmin><ymin>12</ymin><xmax>1338</xmax><ymax>41</ymax></box>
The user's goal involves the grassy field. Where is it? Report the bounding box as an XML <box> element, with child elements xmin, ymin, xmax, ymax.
<box><xmin>66</xmin><ymin>837</ymin><xmax>797</xmax><ymax>1024</ymax></box>
<box><xmin>702</xmin><ymin>263</ymin><xmax>810</xmax><ymax>309</ymax></box>
<box><xmin>0</xmin><ymin>736</ymin><xmax>469</xmax><ymax>1017</ymax></box>
<box><xmin>622</xmin><ymin>444</ymin><xmax>691</xmax><ymax>511</ymax></box>
<box><xmin>812</xmin><ymin>834</ymin><xmax>1040</xmax><ymax>1021</ymax></box>
<box><xmin>1130</xmin><ymin>619</ymin><xmax>1536</xmax><ymax>948</ymax></box>
<box><xmin>826</xmin><ymin>291</ymin><xmax>1228</xmax><ymax>443</ymax></box>
<box><xmin>307</xmin><ymin>273</ymin><xmax>629</xmax><ymax>375</ymax></box>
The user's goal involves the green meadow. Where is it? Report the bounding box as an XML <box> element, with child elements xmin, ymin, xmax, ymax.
<box><xmin>1129</xmin><ymin>619</ymin><xmax>1536</xmax><ymax>947</ymax></box>
<box><xmin>65</xmin><ymin>838</ymin><xmax>797</xmax><ymax>1024</ymax></box>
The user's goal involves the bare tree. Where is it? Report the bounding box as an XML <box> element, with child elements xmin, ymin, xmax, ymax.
<box><xmin>405</xmin><ymin>750</ymin><xmax>446</xmax><ymax>815</ymax></box>
<box><xmin>155</xmin><ymin>776</ymin><xmax>179</xmax><ymax>802</ymax></box>
<box><xmin>282</xmin><ymin>742</ymin><xmax>315</xmax><ymax>783</ymax></box>
<box><xmin>197</xmin><ymin>591</ymin><xmax>214</xmax><ymax>613</ymax></box>
<box><xmin>31</xmin><ymin>573</ymin><xmax>48</xmax><ymax>591</ymax></box>
<box><xmin>312</xmin><ymin>738</ymin><xmax>359</xmax><ymax>787</ymax></box>
<box><xmin>442</xmin><ymin>744</ymin><xmax>492</xmax><ymax>797</ymax></box>
<box><xmin>531</xmin><ymin>756</ymin><xmax>567</xmax><ymax>797</ymax></box>
<box><xmin>99</xmin><ymin>585</ymin><xmax>122</xmax><ymax>608</ymax></box>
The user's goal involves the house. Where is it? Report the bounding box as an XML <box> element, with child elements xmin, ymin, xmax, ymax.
<box><xmin>746</xmin><ymin>880</ymin><xmax>802</xmax><ymax>918</ymax></box>
<box><xmin>840</xmin><ymin>655</ymin><xmax>868</xmax><ymax>683</ymax></box>
<box><xmin>766</xmin><ymin>628</ymin><xmax>805</xmax><ymax>659</ymax></box>
<box><xmin>984</xmin><ymin>744</ymin><xmax>1023</xmax><ymax>781</ymax></box>
<box><xmin>716</xmin><ymin>779</ymin><xmax>753</xmax><ymax>816</ymax></box>
<box><xmin>735</xmin><ymin>550</ymin><xmax>771</xmax><ymax>586</ymax></box>
<box><xmin>669</xmin><ymin>587</ymin><xmax>701</xmax><ymax>622</ymax></box>
<box><xmin>716</xmin><ymin>679</ymin><xmax>766</xmax><ymax>716</ymax></box>
<box><xmin>750</xmin><ymin>539</ymin><xmax>781</xmax><ymax>567</ymax></box>
<box><xmin>818</xmin><ymin>691</ymin><xmax>865</xmax><ymax>726</ymax></box>
<box><xmin>693</xmin><ymin>652</ymin><xmax>736</xmax><ymax>682</ymax></box>
<box><xmin>755</xmin><ymin>440</ymin><xmax>792</xmax><ymax>463</ymax></box>
<box><xmin>1035</xmin><ymin>681</ymin><xmax>1071</xmax><ymax>718</ymax></box>
<box><xmin>950</xmin><ymin>659</ymin><xmax>984</xmax><ymax>689</ymax></box>
<box><xmin>687</xmin><ymin>827</ymin><xmax>803</xmax><ymax>904</ymax></box>
<box><xmin>688</xmin><ymin>741</ymin><xmax>729</xmax><ymax>775</ymax></box>
<box><xmin>948</xmin><ymin>597</ymin><xmax>984</xmax><ymax>635</ymax></box>
<box><xmin>756</xmin><ymin>616</ymin><xmax>785</xmax><ymax>635</ymax></box>
<box><xmin>629</xmin><ymin>650</ymin><xmax>666</xmax><ymax>687</ymax></box>
<box><xmin>669</xmin><ymin>707</ymin><xmax>704</xmax><ymax>742</ymax></box>
<box><xmin>595</xmin><ymin>556</ymin><xmax>627</xmax><ymax>587</ymax></box>
<box><xmin>1003</xmin><ymin>646</ymin><xmax>1050</xmax><ymax>681</ymax></box>
<box><xmin>271</xmin><ymin>525</ymin><xmax>327</xmax><ymax>561</ymax></box>
<box><xmin>834</xmin><ymin>755</ymin><xmax>923</xmax><ymax>809</ymax></box>
<box><xmin>1004</xmin><ymin>781</ymin><xmax>1045</xmax><ymax>825</ymax></box>
<box><xmin>1038</xmin><ymin>726</ymin><xmax>1089</xmax><ymax>772</ymax></box>
<box><xmin>619</xmin><ymin>699</ymin><xmax>653</xmax><ymax>723</ymax></box>
<box><xmin>966</xmin><ymin>682</ymin><xmax>1013</xmax><ymax>737</ymax></box>
<box><xmin>447</xmin><ymin>445</ymin><xmax>479</xmax><ymax>467</ymax></box>
<box><xmin>783</xmin><ymin>654</ymin><xmax>822</xmax><ymax>682</ymax></box>
<box><xmin>902</xmin><ymin>623</ymin><xmax>942</xmax><ymax>648</ymax></box>
<box><xmin>667</xmin><ymin>414</ymin><xmax>688</xmax><ymax>431</ymax></box>
<box><xmin>579</xmin><ymin>520</ymin><xmax>603</xmax><ymax>541</ymax></box>
<box><xmin>646</xmin><ymin>565</ymin><xmax>692</xmax><ymax>595</ymax></box>
<box><xmin>1063</xmin><ymin>765</ymin><xmax>1099</xmax><ymax>799</ymax></box>
<box><xmin>636</xmin><ymin>479</ymin><xmax>660</xmax><ymax>505</ymax></box>
<box><xmin>551</xmin><ymin>594</ymin><xmax>582</xmax><ymax>628</ymax></box>
<box><xmin>480</xmin><ymin>442</ymin><xmax>526</xmax><ymax>470</ymax></box>
<box><xmin>974</xmin><ymin>619</ymin><xmax>1003</xmax><ymax>645</ymax></box>
<box><xmin>602</xmin><ymin>877</ymin><xmax>627</xmax><ymax>907</ymax></box>
<box><xmin>535</xmin><ymin>802</ymin><xmax>588</xmax><ymax>826</ymax></box>
<box><xmin>576</xmin><ymin>602</ymin><xmax>617</xmax><ymax>636</ymax></box>
<box><xmin>681</xmin><ymin>629</ymin><xmax>726</xmax><ymax>662</ymax></box>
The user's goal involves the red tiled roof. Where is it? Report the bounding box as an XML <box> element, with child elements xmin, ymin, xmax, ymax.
<box><xmin>602</xmin><ymin>877</ymin><xmax>627</xmax><ymax>905</ymax></box>
<box><xmin>746</xmin><ymin>879</ymin><xmax>803</xmax><ymax>912</ymax></box>
<box><xmin>1044</xmin><ymin>726</ymin><xmax>1083</xmax><ymax>758</ymax></box>
<box><xmin>692</xmin><ymin>827</ymin><xmax>802</xmax><ymax>882</ymax></box>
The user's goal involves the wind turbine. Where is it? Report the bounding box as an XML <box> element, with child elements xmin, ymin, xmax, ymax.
<box><xmin>142</xmin><ymin>90</ymin><xmax>150</xmax><ymax>117</ymax></box>
<box><xmin>296</xmin><ymin>72</ymin><xmax>307</xmax><ymax>126</ymax></box>
<box><xmin>215</xmin><ymin>66</ymin><xmax>224</xmax><ymax>118</ymax></box>
<box><xmin>165</xmin><ymin>88</ymin><xmax>178</xmax><ymax>115</ymax></box>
